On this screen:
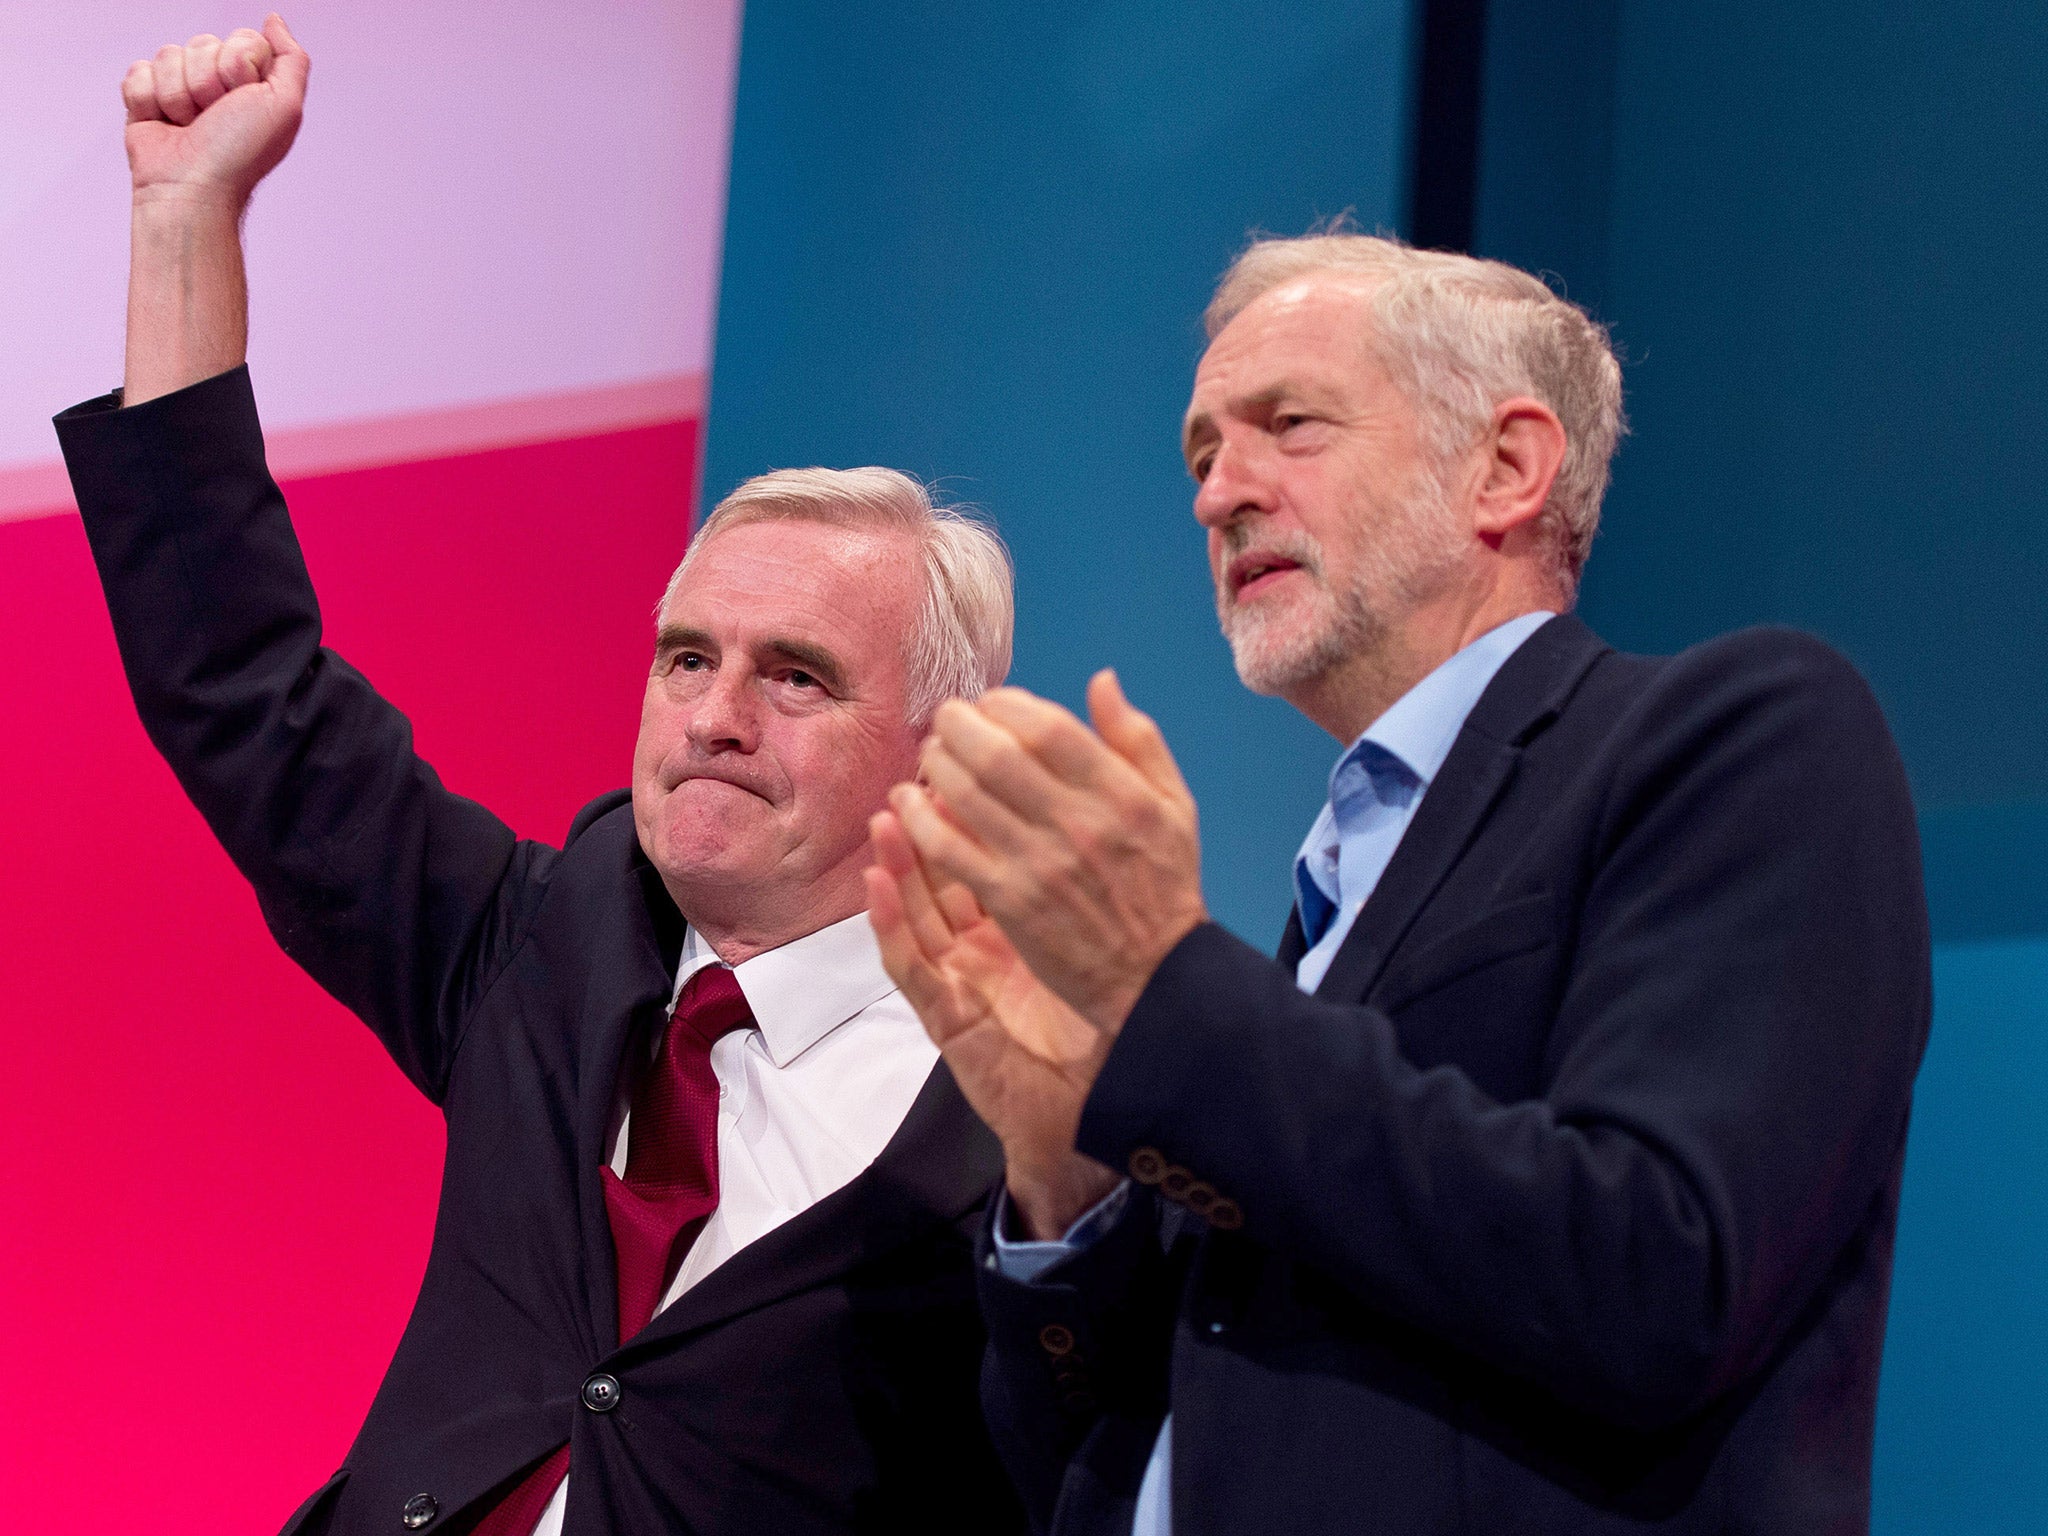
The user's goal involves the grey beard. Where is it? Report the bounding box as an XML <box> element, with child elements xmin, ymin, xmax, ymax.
<box><xmin>1214</xmin><ymin>481</ymin><xmax>1463</xmax><ymax>698</ymax></box>
<box><xmin>1222</xmin><ymin>575</ymin><xmax>1381</xmax><ymax>695</ymax></box>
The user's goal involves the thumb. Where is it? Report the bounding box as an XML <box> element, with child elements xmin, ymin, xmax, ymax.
<box><xmin>263</xmin><ymin>14</ymin><xmax>310</xmax><ymax>96</ymax></box>
<box><xmin>1086</xmin><ymin>670</ymin><xmax>1191</xmax><ymax>802</ymax></box>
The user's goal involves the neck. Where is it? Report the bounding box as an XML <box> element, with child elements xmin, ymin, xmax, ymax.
<box><xmin>661</xmin><ymin>868</ymin><xmax>868</xmax><ymax>966</ymax></box>
<box><xmin>1289</xmin><ymin>568</ymin><xmax>1560</xmax><ymax>743</ymax></box>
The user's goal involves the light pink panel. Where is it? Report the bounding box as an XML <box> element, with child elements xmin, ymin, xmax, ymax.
<box><xmin>0</xmin><ymin>0</ymin><xmax>741</xmax><ymax>515</ymax></box>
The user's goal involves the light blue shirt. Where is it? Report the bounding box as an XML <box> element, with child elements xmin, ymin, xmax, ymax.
<box><xmin>993</xmin><ymin>611</ymin><xmax>1554</xmax><ymax>1535</ymax></box>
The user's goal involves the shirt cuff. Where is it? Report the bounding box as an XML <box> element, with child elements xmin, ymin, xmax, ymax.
<box><xmin>988</xmin><ymin>1179</ymin><xmax>1134</xmax><ymax>1282</ymax></box>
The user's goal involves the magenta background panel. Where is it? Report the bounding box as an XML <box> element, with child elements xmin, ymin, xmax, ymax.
<box><xmin>0</xmin><ymin>419</ymin><xmax>700</xmax><ymax>1527</ymax></box>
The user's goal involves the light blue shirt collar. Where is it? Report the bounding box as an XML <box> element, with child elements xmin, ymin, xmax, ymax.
<box><xmin>1293</xmin><ymin>611</ymin><xmax>1556</xmax><ymax>951</ymax></box>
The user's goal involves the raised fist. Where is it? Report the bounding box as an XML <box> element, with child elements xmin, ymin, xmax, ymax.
<box><xmin>122</xmin><ymin>14</ymin><xmax>309</xmax><ymax>204</ymax></box>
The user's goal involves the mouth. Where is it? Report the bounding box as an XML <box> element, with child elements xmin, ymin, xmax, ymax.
<box><xmin>1226</xmin><ymin>551</ymin><xmax>1306</xmax><ymax>602</ymax></box>
<box><xmin>669</xmin><ymin>770</ymin><xmax>774</xmax><ymax>804</ymax></box>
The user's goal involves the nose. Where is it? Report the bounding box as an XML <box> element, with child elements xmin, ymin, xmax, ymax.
<box><xmin>683</xmin><ymin>665</ymin><xmax>760</xmax><ymax>754</ymax></box>
<box><xmin>1192</xmin><ymin>434</ymin><xmax>1272</xmax><ymax>531</ymax></box>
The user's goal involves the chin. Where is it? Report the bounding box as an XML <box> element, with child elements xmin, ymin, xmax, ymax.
<box><xmin>645</xmin><ymin>798</ymin><xmax>769</xmax><ymax>882</ymax></box>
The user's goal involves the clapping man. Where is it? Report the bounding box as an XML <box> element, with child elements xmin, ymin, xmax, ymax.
<box><xmin>870</xmin><ymin>233</ymin><xmax>1930</xmax><ymax>1534</ymax></box>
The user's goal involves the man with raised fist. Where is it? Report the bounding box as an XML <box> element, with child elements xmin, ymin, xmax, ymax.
<box><xmin>55</xmin><ymin>18</ymin><xmax>1024</xmax><ymax>1536</ymax></box>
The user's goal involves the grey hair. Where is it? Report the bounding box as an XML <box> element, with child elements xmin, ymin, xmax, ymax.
<box><xmin>1207</xmin><ymin>228</ymin><xmax>1625</xmax><ymax>593</ymax></box>
<box><xmin>660</xmin><ymin>466</ymin><xmax>1014</xmax><ymax>726</ymax></box>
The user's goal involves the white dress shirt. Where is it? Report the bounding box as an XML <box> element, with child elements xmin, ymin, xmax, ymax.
<box><xmin>535</xmin><ymin>910</ymin><xmax>940</xmax><ymax>1536</ymax></box>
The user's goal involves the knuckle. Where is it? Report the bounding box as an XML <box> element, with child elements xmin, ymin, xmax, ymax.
<box><xmin>186</xmin><ymin>33</ymin><xmax>220</xmax><ymax>49</ymax></box>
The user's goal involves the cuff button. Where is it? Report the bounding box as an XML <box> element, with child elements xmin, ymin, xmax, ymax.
<box><xmin>1206</xmin><ymin>1198</ymin><xmax>1244</xmax><ymax>1231</ymax></box>
<box><xmin>1128</xmin><ymin>1147</ymin><xmax>1167</xmax><ymax>1184</ymax></box>
<box><xmin>1038</xmin><ymin>1323</ymin><xmax>1076</xmax><ymax>1356</ymax></box>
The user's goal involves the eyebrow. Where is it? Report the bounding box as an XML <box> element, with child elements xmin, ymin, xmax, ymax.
<box><xmin>1183</xmin><ymin>384</ymin><xmax>1290</xmax><ymax>466</ymax></box>
<box><xmin>654</xmin><ymin>625</ymin><xmax>849</xmax><ymax>693</ymax></box>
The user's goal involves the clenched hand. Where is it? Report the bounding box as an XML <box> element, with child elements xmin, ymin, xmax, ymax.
<box><xmin>117</xmin><ymin>14</ymin><xmax>310</xmax><ymax>406</ymax></box>
<box><xmin>123</xmin><ymin>15</ymin><xmax>308</xmax><ymax>204</ymax></box>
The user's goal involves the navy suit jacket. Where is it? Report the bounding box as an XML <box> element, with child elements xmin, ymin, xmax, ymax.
<box><xmin>976</xmin><ymin>611</ymin><xmax>1931</xmax><ymax>1533</ymax></box>
<box><xmin>55</xmin><ymin>367</ymin><xmax>1024</xmax><ymax>1536</ymax></box>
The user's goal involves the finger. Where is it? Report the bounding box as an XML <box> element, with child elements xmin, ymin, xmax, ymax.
<box><xmin>891</xmin><ymin>782</ymin><xmax>1005</xmax><ymax>901</ymax></box>
<box><xmin>929</xmin><ymin>698</ymin><xmax>1072</xmax><ymax>825</ymax></box>
<box><xmin>864</xmin><ymin>869</ymin><xmax>973</xmax><ymax>1046</ymax></box>
<box><xmin>219</xmin><ymin>27</ymin><xmax>272</xmax><ymax>90</ymax></box>
<box><xmin>263</xmin><ymin>13</ymin><xmax>312</xmax><ymax>101</ymax></box>
<box><xmin>971</xmin><ymin>688</ymin><xmax>1124</xmax><ymax>789</ymax></box>
<box><xmin>880</xmin><ymin>800</ymin><xmax>990</xmax><ymax>930</ymax></box>
<box><xmin>152</xmin><ymin>44</ymin><xmax>196</xmax><ymax>126</ymax></box>
<box><xmin>1087</xmin><ymin>670</ymin><xmax>1194</xmax><ymax>802</ymax></box>
<box><xmin>864</xmin><ymin>871</ymin><xmax>947</xmax><ymax>1012</ymax></box>
<box><xmin>922</xmin><ymin>740</ymin><xmax>1037</xmax><ymax>857</ymax></box>
<box><xmin>122</xmin><ymin>60</ymin><xmax>161</xmax><ymax>124</ymax></box>
<box><xmin>932</xmin><ymin>875</ymin><xmax>986</xmax><ymax>933</ymax></box>
<box><xmin>870</xmin><ymin>810</ymin><xmax>965</xmax><ymax>958</ymax></box>
<box><xmin>184</xmin><ymin>35</ymin><xmax>226</xmax><ymax>112</ymax></box>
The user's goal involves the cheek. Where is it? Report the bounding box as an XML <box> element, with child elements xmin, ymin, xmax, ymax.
<box><xmin>632</xmin><ymin>688</ymin><xmax>686</xmax><ymax>787</ymax></box>
<box><xmin>788</xmin><ymin>726</ymin><xmax>918</xmax><ymax>825</ymax></box>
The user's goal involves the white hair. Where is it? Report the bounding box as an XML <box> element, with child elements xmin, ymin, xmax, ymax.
<box><xmin>1207</xmin><ymin>228</ymin><xmax>1626</xmax><ymax>594</ymax></box>
<box><xmin>661</xmin><ymin>466</ymin><xmax>1013</xmax><ymax>726</ymax></box>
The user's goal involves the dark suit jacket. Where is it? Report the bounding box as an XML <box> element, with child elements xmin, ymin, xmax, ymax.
<box><xmin>976</xmin><ymin>611</ymin><xmax>1931</xmax><ymax>1534</ymax></box>
<box><xmin>55</xmin><ymin>367</ymin><xmax>1024</xmax><ymax>1536</ymax></box>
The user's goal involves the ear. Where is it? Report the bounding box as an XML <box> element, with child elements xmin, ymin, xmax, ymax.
<box><xmin>1471</xmin><ymin>397</ymin><xmax>1567</xmax><ymax>548</ymax></box>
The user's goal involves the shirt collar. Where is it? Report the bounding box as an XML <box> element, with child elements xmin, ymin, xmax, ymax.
<box><xmin>1349</xmin><ymin>610</ymin><xmax>1557</xmax><ymax>792</ymax></box>
<box><xmin>670</xmin><ymin>910</ymin><xmax>899</xmax><ymax>1070</ymax></box>
<box><xmin>1293</xmin><ymin>611</ymin><xmax>1556</xmax><ymax>921</ymax></box>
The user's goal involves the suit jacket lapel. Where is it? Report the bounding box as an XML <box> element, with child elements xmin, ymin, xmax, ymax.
<box><xmin>1277</xmin><ymin>908</ymin><xmax>1308</xmax><ymax>972</ymax></box>
<box><xmin>1309</xmin><ymin>615</ymin><xmax>1609</xmax><ymax>1001</ymax></box>
<box><xmin>578</xmin><ymin>840</ymin><xmax>689</xmax><ymax>1354</ymax></box>
<box><xmin>618</xmin><ymin>1060</ymin><xmax>1001</xmax><ymax>1353</ymax></box>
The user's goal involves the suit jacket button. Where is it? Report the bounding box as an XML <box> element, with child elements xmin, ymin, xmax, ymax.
<box><xmin>1128</xmin><ymin>1147</ymin><xmax>1167</xmax><ymax>1184</ymax></box>
<box><xmin>1160</xmin><ymin>1165</ymin><xmax>1194</xmax><ymax>1202</ymax></box>
<box><xmin>581</xmin><ymin>1372</ymin><xmax>622</xmax><ymax>1412</ymax></box>
<box><xmin>1038</xmin><ymin>1323</ymin><xmax>1076</xmax><ymax>1356</ymax></box>
<box><xmin>401</xmin><ymin>1493</ymin><xmax>439</xmax><ymax>1528</ymax></box>
<box><xmin>1207</xmin><ymin>1197</ymin><xmax>1244</xmax><ymax>1230</ymax></box>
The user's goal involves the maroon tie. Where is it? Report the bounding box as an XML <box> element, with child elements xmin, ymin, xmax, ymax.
<box><xmin>470</xmin><ymin>965</ymin><xmax>754</xmax><ymax>1535</ymax></box>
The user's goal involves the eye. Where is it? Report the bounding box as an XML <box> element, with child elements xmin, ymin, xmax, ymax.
<box><xmin>1274</xmin><ymin>412</ymin><xmax>1310</xmax><ymax>432</ymax></box>
<box><xmin>1190</xmin><ymin>452</ymin><xmax>1215</xmax><ymax>482</ymax></box>
<box><xmin>788</xmin><ymin>669</ymin><xmax>819</xmax><ymax>689</ymax></box>
<box><xmin>672</xmin><ymin>651</ymin><xmax>708</xmax><ymax>673</ymax></box>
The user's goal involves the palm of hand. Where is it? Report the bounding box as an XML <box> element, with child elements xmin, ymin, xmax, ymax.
<box><xmin>923</xmin><ymin>906</ymin><xmax>1108</xmax><ymax>1144</ymax></box>
<box><xmin>127</xmin><ymin>79</ymin><xmax>300</xmax><ymax>197</ymax></box>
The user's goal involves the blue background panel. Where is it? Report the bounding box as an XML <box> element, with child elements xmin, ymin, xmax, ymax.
<box><xmin>706</xmin><ymin>0</ymin><xmax>1416</xmax><ymax>941</ymax></box>
<box><xmin>1878</xmin><ymin>940</ymin><xmax>2048</xmax><ymax>1532</ymax></box>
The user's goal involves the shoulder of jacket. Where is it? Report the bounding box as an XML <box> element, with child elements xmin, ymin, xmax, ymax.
<box><xmin>566</xmin><ymin>787</ymin><xmax>635</xmax><ymax>848</ymax></box>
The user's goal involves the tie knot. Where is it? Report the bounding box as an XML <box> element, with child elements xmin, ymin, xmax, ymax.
<box><xmin>671</xmin><ymin>964</ymin><xmax>754</xmax><ymax>1050</ymax></box>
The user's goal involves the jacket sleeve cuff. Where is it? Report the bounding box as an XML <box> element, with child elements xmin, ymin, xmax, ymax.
<box><xmin>53</xmin><ymin>364</ymin><xmax>265</xmax><ymax>531</ymax></box>
<box><xmin>1075</xmin><ymin>920</ymin><xmax>1303</xmax><ymax>1235</ymax></box>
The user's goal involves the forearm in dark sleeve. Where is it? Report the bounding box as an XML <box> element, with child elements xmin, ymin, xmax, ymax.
<box><xmin>1076</xmin><ymin>632</ymin><xmax>1930</xmax><ymax>1428</ymax></box>
<box><xmin>54</xmin><ymin>365</ymin><xmax>542</xmax><ymax>1099</ymax></box>
<box><xmin>975</xmin><ymin>1185</ymin><xmax>1183</xmax><ymax>1530</ymax></box>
